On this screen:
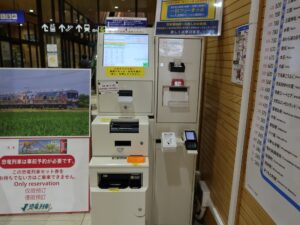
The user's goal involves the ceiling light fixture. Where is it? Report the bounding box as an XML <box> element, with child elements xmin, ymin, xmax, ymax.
<box><xmin>114</xmin><ymin>6</ymin><xmax>119</xmax><ymax>9</ymax></box>
<box><xmin>29</xmin><ymin>9</ymin><xmax>34</xmax><ymax>13</ymax></box>
<box><xmin>214</xmin><ymin>2</ymin><xmax>223</xmax><ymax>8</ymax></box>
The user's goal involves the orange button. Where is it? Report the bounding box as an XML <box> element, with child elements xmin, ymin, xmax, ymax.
<box><xmin>127</xmin><ymin>156</ymin><xmax>145</xmax><ymax>164</ymax></box>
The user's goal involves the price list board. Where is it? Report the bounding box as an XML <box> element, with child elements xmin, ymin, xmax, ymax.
<box><xmin>246</xmin><ymin>0</ymin><xmax>300</xmax><ymax>224</ymax></box>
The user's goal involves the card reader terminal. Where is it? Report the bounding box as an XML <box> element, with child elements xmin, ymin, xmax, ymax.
<box><xmin>184</xmin><ymin>130</ymin><xmax>198</xmax><ymax>150</ymax></box>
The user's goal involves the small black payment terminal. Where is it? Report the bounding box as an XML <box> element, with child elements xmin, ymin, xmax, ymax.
<box><xmin>184</xmin><ymin>130</ymin><xmax>198</xmax><ymax>150</ymax></box>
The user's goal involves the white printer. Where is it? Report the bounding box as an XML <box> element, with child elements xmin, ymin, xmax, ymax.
<box><xmin>92</xmin><ymin>116</ymin><xmax>149</xmax><ymax>156</ymax></box>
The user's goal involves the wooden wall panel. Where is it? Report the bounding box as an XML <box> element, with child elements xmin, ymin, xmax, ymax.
<box><xmin>236</xmin><ymin>1</ymin><xmax>275</xmax><ymax>225</ymax></box>
<box><xmin>199</xmin><ymin>1</ymin><xmax>273</xmax><ymax>225</ymax></box>
<box><xmin>203</xmin><ymin>208</ymin><xmax>219</xmax><ymax>225</ymax></box>
<box><xmin>199</xmin><ymin>0</ymin><xmax>251</xmax><ymax>222</ymax></box>
<box><xmin>199</xmin><ymin>0</ymin><xmax>277</xmax><ymax>225</ymax></box>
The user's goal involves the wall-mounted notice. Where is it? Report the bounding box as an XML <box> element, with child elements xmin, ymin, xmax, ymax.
<box><xmin>0</xmin><ymin>138</ymin><xmax>89</xmax><ymax>214</ymax></box>
<box><xmin>231</xmin><ymin>24</ymin><xmax>249</xmax><ymax>85</ymax></box>
<box><xmin>155</xmin><ymin>0</ymin><xmax>223</xmax><ymax>36</ymax></box>
<box><xmin>46</xmin><ymin>44</ymin><xmax>58</xmax><ymax>68</ymax></box>
<box><xmin>246</xmin><ymin>1</ymin><xmax>300</xmax><ymax>225</ymax></box>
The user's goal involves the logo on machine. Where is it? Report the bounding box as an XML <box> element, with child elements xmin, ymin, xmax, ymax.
<box><xmin>116</xmin><ymin>147</ymin><xmax>125</xmax><ymax>153</ymax></box>
<box><xmin>21</xmin><ymin>203</ymin><xmax>52</xmax><ymax>213</ymax></box>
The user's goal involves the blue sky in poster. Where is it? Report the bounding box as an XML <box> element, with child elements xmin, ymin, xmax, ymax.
<box><xmin>0</xmin><ymin>69</ymin><xmax>90</xmax><ymax>95</ymax></box>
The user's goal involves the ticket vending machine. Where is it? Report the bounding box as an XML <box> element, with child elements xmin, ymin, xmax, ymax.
<box><xmin>90</xmin><ymin>28</ymin><xmax>155</xmax><ymax>225</ymax></box>
<box><xmin>90</xmin><ymin>27</ymin><xmax>203</xmax><ymax>225</ymax></box>
<box><xmin>153</xmin><ymin>37</ymin><xmax>202</xmax><ymax>225</ymax></box>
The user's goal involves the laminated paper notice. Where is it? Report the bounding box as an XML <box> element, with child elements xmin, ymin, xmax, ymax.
<box><xmin>98</xmin><ymin>81</ymin><xmax>119</xmax><ymax>94</ymax></box>
<box><xmin>105</xmin><ymin>67</ymin><xmax>144</xmax><ymax>77</ymax></box>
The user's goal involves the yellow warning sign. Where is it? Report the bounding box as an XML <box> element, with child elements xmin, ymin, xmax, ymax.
<box><xmin>105</xmin><ymin>67</ymin><xmax>145</xmax><ymax>77</ymax></box>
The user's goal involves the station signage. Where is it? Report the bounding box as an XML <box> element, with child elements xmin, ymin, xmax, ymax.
<box><xmin>0</xmin><ymin>10</ymin><xmax>25</xmax><ymax>24</ymax></box>
<box><xmin>41</xmin><ymin>23</ymin><xmax>99</xmax><ymax>33</ymax></box>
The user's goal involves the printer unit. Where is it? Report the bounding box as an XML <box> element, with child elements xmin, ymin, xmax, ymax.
<box><xmin>90</xmin><ymin>157</ymin><xmax>149</xmax><ymax>225</ymax></box>
<box><xmin>92</xmin><ymin>116</ymin><xmax>149</xmax><ymax>156</ymax></box>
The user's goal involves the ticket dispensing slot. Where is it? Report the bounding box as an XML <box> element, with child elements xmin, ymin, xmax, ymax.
<box><xmin>98</xmin><ymin>173</ymin><xmax>142</xmax><ymax>189</ymax></box>
<box><xmin>110</xmin><ymin>120</ymin><xmax>139</xmax><ymax>133</ymax></box>
<box><xmin>115</xmin><ymin>141</ymin><xmax>131</xmax><ymax>147</ymax></box>
<box><xmin>118</xmin><ymin>90</ymin><xmax>133</xmax><ymax>103</ymax></box>
<box><xmin>169</xmin><ymin>62</ymin><xmax>185</xmax><ymax>73</ymax></box>
<box><xmin>163</xmin><ymin>86</ymin><xmax>189</xmax><ymax>108</ymax></box>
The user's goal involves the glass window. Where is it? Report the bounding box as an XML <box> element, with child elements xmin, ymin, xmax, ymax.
<box><xmin>64</xmin><ymin>3</ymin><xmax>72</xmax><ymax>23</ymax></box>
<box><xmin>22</xmin><ymin>44</ymin><xmax>31</xmax><ymax>67</ymax></box>
<box><xmin>42</xmin><ymin>0</ymin><xmax>52</xmax><ymax>22</ymax></box>
<box><xmin>11</xmin><ymin>44</ymin><xmax>22</xmax><ymax>67</ymax></box>
<box><xmin>0</xmin><ymin>41</ymin><xmax>12</xmax><ymax>67</ymax></box>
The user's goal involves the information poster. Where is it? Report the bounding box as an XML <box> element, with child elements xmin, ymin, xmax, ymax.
<box><xmin>155</xmin><ymin>0</ymin><xmax>223</xmax><ymax>36</ymax></box>
<box><xmin>246</xmin><ymin>1</ymin><xmax>300</xmax><ymax>225</ymax></box>
<box><xmin>0</xmin><ymin>138</ymin><xmax>89</xmax><ymax>214</ymax></box>
<box><xmin>231</xmin><ymin>24</ymin><xmax>249</xmax><ymax>85</ymax></box>
<box><xmin>0</xmin><ymin>69</ymin><xmax>90</xmax><ymax>214</ymax></box>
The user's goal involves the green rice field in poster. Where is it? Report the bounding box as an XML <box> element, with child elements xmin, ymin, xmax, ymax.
<box><xmin>0</xmin><ymin>69</ymin><xmax>90</xmax><ymax>137</ymax></box>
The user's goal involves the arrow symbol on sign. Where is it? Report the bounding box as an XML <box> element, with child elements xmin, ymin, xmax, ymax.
<box><xmin>76</xmin><ymin>24</ymin><xmax>82</xmax><ymax>32</ymax></box>
<box><xmin>41</xmin><ymin>24</ymin><xmax>49</xmax><ymax>32</ymax></box>
<box><xmin>58</xmin><ymin>24</ymin><xmax>66</xmax><ymax>32</ymax></box>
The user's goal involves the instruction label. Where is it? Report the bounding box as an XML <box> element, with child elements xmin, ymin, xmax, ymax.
<box><xmin>105</xmin><ymin>67</ymin><xmax>145</xmax><ymax>77</ymax></box>
<box><xmin>98</xmin><ymin>81</ymin><xmax>119</xmax><ymax>94</ymax></box>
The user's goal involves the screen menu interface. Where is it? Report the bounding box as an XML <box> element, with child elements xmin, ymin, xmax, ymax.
<box><xmin>103</xmin><ymin>34</ymin><xmax>149</xmax><ymax>67</ymax></box>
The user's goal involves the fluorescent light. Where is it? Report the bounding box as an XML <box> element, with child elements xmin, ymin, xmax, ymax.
<box><xmin>114</xmin><ymin>6</ymin><xmax>119</xmax><ymax>9</ymax></box>
<box><xmin>19</xmin><ymin>23</ymin><xmax>23</xmax><ymax>26</ymax></box>
<box><xmin>214</xmin><ymin>2</ymin><xmax>223</xmax><ymax>8</ymax></box>
<box><xmin>50</xmin><ymin>19</ymin><xmax>53</xmax><ymax>22</ymax></box>
<box><xmin>29</xmin><ymin>9</ymin><xmax>34</xmax><ymax>13</ymax></box>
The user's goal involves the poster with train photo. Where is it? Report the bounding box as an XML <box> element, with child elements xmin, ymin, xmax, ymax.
<box><xmin>0</xmin><ymin>69</ymin><xmax>90</xmax><ymax>214</ymax></box>
<box><xmin>0</xmin><ymin>68</ymin><xmax>90</xmax><ymax>137</ymax></box>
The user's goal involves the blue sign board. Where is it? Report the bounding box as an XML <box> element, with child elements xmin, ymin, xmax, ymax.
<box><xmin>156</xmin><ymin>20</ymin><xmax>219</xmax><ymax>36</ymax></box>
<box><xmin>105</xmin><ymin>18</ymin><xmax>147</xmax><ymax>27</ymax></box>
<box><xmin>167</xmin><ymin>3</ymin><xmax>208</xmax><ymax>19</ymax></box>
<box><xmin>0</xmin><ymin>10</ymin><xmax>25</xmax><ymax>24</ymax></box>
